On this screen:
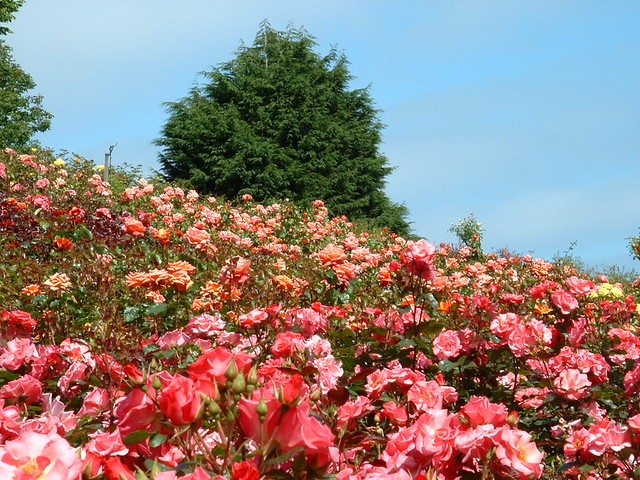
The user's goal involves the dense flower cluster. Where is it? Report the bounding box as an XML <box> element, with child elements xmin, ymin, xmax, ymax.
<box><xmin>1</xmin><ymin>148</ymin><xmax>640</xmax><ymax>479</ymax></box>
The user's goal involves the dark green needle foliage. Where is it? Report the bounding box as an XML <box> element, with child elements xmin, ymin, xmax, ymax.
<box><xmin>156</xmin><ymin>22</ymin><xmax>410</xmax><ymax>235</ymax></box>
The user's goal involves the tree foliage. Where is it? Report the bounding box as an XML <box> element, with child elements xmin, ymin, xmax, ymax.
<box><xmin>0</xmin><ymin>0</ymin><xmax>52</xmax><ymax>148</ymax></box>
<box><xmin>156</xmin><ymin>23</ymin><xmax>410</xmax><ymax>235</ymax></box>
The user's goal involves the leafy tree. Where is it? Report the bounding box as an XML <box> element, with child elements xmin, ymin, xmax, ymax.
<box><xmin>449</xmin><ymin>213</ymin><xmax>484</xmax><ymax>259</ymax></box>
<box><xmin>0</xmin><ymin>0</ymin><xmax>52</xmax><ymax>148</ymax></box>
<box><xmin>156</xmin><ymin>23</ymin><xmax>410</xmax><ymax>235</ymax></box>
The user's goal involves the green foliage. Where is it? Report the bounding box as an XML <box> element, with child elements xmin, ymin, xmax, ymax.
<box><xmin>0</xmin><ymin>0</ymin><xmax>24</xmax><ymax>35</ymax></box>
<box><xmin>449</xmin><ymin>212</ymin><xmax>484</xmax><ymax>259</ymax></box>
<box><xmin>156</xmin><ymin>22</ymin><xmax>410</xmax><ymax>236</ymax></box>
<box><xmin>630</xmin><ymin>230</ymin><xmax>640</xmax><ymax>262</ymax></box>
<box><xmin>0</xmin><ymin>0</ymin><xmax>52</xmax><ymax>148</ymax></box>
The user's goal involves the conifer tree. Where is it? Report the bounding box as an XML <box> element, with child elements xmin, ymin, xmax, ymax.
<box><xmin>157</xmin><ymin>23</ymin><xmax>410</xmax><ymax>235</ymax></box>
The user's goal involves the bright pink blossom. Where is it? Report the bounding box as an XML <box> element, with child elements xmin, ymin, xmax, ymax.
<box><xmin>157</xmin><ymin>373</ymin><xmax>203</xmax><ymax>425</ymax></box>
<box><xmin>432</xmin><ymin>329</ymin><xmax>463</xmax><ymax>360</ymax></box>
<box><xmin>114</xmin><ymin>387</ymin><xmax>162</xmax><ymax>437</ymax></box>
<box><xmin>494</xmin><ymin>427</ymin><xmax>544</xmax><ymax>479</ymax></box>
<box><xmin>0</xmin><ymin>431</ymin><xmax>82</xmax><ymax>479</ymax></box>
<box><xmin>187</xmin><ymin>346</ymin><xmax>253</xmax><ymax>387</ymax></box>
<box><xmin>565</xmin><ymin>276</ymin><xmax>596</xmax><ymax>297</ymax></box>
<box><xmin>0</xmin><ymin>374</ymin><xmax>43</xmax><ymax>405</ymax></box>
<box><xmin>400</xmin><ymin>239</ymin><xmax>438</xmax><ymax>281</ymax></box>
<box><xmin>461</xmin><ymin>396</ymin><xmax>508</xmax><ymax>427</ymax></box>
<box><xmin>554</xmin><ymin>368</ymin><xmax>592</xmax><ymax>401</ymax></box>
<box><xmin>550</xmin><ymin>289</ymin><xmax>579</xmax><ymax>315</ymax></box>
<box><xmin>336</xmin><ymin>396</ymin><xmax>374</xmax><ymax>430</ymax></box>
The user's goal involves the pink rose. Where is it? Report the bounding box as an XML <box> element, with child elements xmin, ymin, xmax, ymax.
<box><xmin>400</xmin><ymin>239</ymin><xmax>437</xmax><ymax>281</ymax></box>
<box><xmin>565</xmin><ymin>276</ymin><xmax>596</xmax><ymax>297</ymax></box>
<box><xmin>491</xmin><ymin>312</ymin><xmax>521</xmax><ymax>336</ymax></box>
<box><xmin>0</xmin><ymin>338</ymin><xmax>36</xmax><ymax>370</ymax></box>
<box><xmin>0</xmin><ymin>374</ymin><xmax>43</xmax><ymax>405</ymax></box>
<box><xmin>408</xmin><ymin>380</ymin><xmax>458</xmax><ymax>411</ymax></box>
<box><xmin>461</xmin><ymin>396</ymin><xmax>508</xmax><ymax>427</ymax></box>
<box><xmin>114</xmin><ymin>387</ymin><xmax>162</xmax><ymax>437</ymax></box>
<box><xmin>0</xmin><ymin>431</ymin><xmax>82</xmax><ymax>479</ymax></box>
<box><xmin>271</xmin><ymin>332</ymin><xmax>303</xmax><ymax>358</ymax></box>
<box><xmin>86</xmin><ymin>429</ymin><xmax>128</xmax><ymax>456</ymax></box>
<box><xmin>58</xmin><ymin>361</ymin><xmax>89</xmax><ymax>396</ymax></box>
<box><xmin>291</xmin><ymin>307</ymin><xmax>328</xmax><ymax>337</ymax></box>
<box><xmin>78</xmin><ymin>387</ymin><xmax>110</xmax><ymax>417</ymax></box>
<box><xmin>184</xmin><ymin>313</ymin><xmax>226</xmax><ymax>337</ymax></box>
<box><xmin>187</xmin><ymin>347</ymin><xmax>253</xmax><ymax>387</ymax></box>
<box><xmin>494</xmin><ymin>427</ymin><xmax>544</xmax><ymax>478</ymax></box>
<box><xmin>454</xmin><ymin>424</ymin><xmax>497</xmax><ymax>464</ymax></box>
<box><xmin>432</xmin><ymin>329</ymin><xmax>463</xmax><ymax>360</ymax></box>
<box><xmin>158</xmin><ymin>373</ymin><xmax>203</xmax><ymax>425</ymax></box>
<box><xmin>381</xmin><ymin>401</ymin><xmax>408</xmax><ymax>426</ymax></box>
<box><xmin>554</xmin><ymin>368</ymin><xmax>592</xmax><ymax>401</ymax></box>
<box><xmin>183</xmin><ymin>226</ymin><xmax>211</xmax><ymax>246</ymax></box>
<box><xmin>273</xmin><ymin>401</ymin><xmax>336</xmax><ymax>470</ymax></box>
<box><xmin>628</xmin><ymin>413</ymin><xmax>640</xmax><ymax>432</ymax></box>
<box><xmin>551</xmin><ymin>289</ymin><xmax>579</xmax><ymax>315</ymax></box>
<box><xmin>336</xmin><ymin>396</ymin><xmax>374</xmax><ymax>430</ymax></box>
<box><xmin>238</xmin><ymin>308</ymin><xmax>269</xmax><ymax>329</ymax></box>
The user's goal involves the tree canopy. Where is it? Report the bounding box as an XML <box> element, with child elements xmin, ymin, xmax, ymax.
<box><xmin>0</xmin><ymin>0</ymin><xmax>52</xmax><ymax>148</ymax></box>
<box><xmin>156</xmin><ymin>23</ymin><xmax>410</xmax><ymax>235</ymax></box>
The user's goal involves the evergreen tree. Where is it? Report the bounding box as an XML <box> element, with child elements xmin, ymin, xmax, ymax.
<box><xmin>156</xmin><ymin>23</ymin><xmax>410</xmax><ymax>235</ymax></box>
<box><xmin>0</xmin><ymin>0</ymin><xmax>52</xmax><ymax>148</ymax></box>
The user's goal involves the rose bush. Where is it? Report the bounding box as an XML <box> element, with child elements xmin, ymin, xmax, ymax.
<box><xmin>0</xmin><ymin>148</ymin><xmax>640</xmax><ymax>478</ymax></box>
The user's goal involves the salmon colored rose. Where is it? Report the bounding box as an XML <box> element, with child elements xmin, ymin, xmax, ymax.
<box><xmin>157</xmin><ymin>373</ymin><xmax>203</xmax><ymax>425</ymax></box>
<box><xmin>494</xmin><ymin>427</ymin><xmax>544</xmax><ymax>479</ymax></box>
<box><xmin>187</xmin><ymin>346</ymin><xmax>253</xmax><ymax>388</ymax></box>
<box><xmin>550</xmin><ymin>289</ymin><xmax>579</xmax><ymax>315</ymax></box>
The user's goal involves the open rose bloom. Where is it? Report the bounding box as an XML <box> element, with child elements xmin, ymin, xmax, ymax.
<box><xmin>0</xmin><ymin>432</ymin><xmax>81</xmax><ymax>479</ymax></box>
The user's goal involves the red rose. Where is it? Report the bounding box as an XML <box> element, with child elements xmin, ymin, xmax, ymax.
<box><xmin>1</xmin><ymin>310</ymin><xmax>37</xmax><ymax>332</ymax></box>
<box><xmin>104</xmin><ymin>457</ymin><xmax>136</xmax><ymax>480</ymax></box>
<box><xmin>231</xmin><ymin>460</ymin><xmax>260</xmax><ymax>480</ymax></box>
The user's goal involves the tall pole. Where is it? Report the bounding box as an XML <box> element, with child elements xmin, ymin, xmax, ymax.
<box><xmin>104</xmin><ymin>143</ymin><xmax>116</xmax><ymax>183</ymax></box>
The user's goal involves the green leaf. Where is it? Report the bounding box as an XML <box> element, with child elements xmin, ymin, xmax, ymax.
<box><xmin>124</xmin><ymin>306</ymin><xmax>141</xmax><ymax>323</ymax></box>
<box><xmin>122</xmin><ymin>430</ymin><xmax>153</xmax><ymax>445</ymax></box>
<box><xmin>135</xmin><ymin>470</ymin><xmax>151</xmax><ymax>480</ymax></box>
<box><xmin>145</xmin><ymin>303</ymin><xmax>168</xmax><ymax>316</ymax></box>
<box><xmin>578</xmin><ymin>463</ymin><xmax>595</xmax><ymax>473</ymax></box>
<box><xmin>149</xmin><ymin>433</ymin><xmax>168</xmax><ymax>448</ymax></box>
<box><xmin>396</xmin><ymin>338</ymin><xmax>415</xmax><ymax>348</ymax></box>
<box><xmin>264</xmin><ymin>447</ymin><xmax>304</xmax><ymax>467</ymax></box>
<box><xmin>73</xmin><ymin>224</ymin><xmax>93</xmax><ymax>241</ymax></box>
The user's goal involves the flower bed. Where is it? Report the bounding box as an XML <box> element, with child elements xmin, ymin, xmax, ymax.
<box><xmin>1</xmin><ymin>148</ymin><xmax>640</xmax><ymax>479</ymax></box>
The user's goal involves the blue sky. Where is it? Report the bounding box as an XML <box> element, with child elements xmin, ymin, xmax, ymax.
<box><xmin>7</xmin><ymin>1</ymin><xmax>640</xmax><ymax>271</ymax></box>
